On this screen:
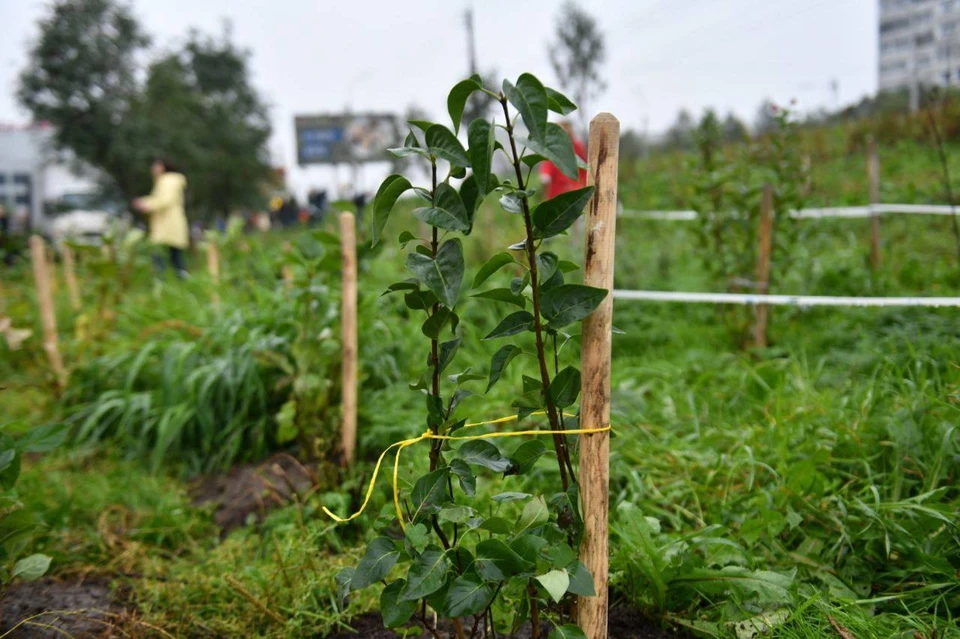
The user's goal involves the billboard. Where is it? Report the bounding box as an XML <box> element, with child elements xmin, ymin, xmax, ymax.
<box><xmin>295</xmin><ymin>113</ymin><xmax>400</xmax><ymax>165</ymax></box>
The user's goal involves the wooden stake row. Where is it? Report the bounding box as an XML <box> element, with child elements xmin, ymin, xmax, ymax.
<box><xmin>753</xmin><ymin>185</ymin><xmax>774</xmax><ymax>349</ymax></box>
<box><xmin>868</xmin><ymin>138</ymin><xmax>882</xmax><ymax>271</ymax></box>
<box><xmin>29</xmin><ymin>235</ymin><xmax>67</xmax><ymax>391</ymax></box>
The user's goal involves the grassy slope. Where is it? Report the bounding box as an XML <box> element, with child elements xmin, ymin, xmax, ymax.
<box><xmin>5</xmin><ymin>126</ymin><xmax>960</xmax><ymax>637</ymax></box>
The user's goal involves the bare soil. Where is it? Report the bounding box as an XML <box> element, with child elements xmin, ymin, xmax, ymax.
<box><xmin>189</xmin><ymin>452</ymin><xmax>318</xmax><ymax>534</ymax></box>
<box><xmin>0</xmin><ymin>576</ymin><xmax>130</xmax><ymax>638</ymax></box>
<box><xmin>328</xmin><ymin>606</ymin><xmax>694</xmax><ymax>639</ymax></box>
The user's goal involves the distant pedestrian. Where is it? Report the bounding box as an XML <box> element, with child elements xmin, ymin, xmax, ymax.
<box><xmin>133</xmin><ymin>158</ymin><xmax>189</xmax><ymax>278</ymax></box>
<box><xmin>540</xmin><ymin>121</ymin><xmax>587</xmax><ymax>200</ymax></box>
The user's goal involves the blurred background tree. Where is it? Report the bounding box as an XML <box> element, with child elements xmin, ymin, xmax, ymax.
<box><xmin>548</xmin><ymin>0</ymin><xmax>607</xmax><ymax>135</ymax></box>
<box><xmin>18</xmin><ymin>0</ymin><xmax>272</xmax><ymax>223</ymax></box>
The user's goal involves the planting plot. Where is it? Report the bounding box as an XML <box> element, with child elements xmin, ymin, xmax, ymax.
<box><xmin>2</xmin><ymin>93</ymin><xmax>960</xmax><ymax>639</ymax></box>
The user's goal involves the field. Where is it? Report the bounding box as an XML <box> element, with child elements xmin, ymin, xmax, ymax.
<box><xmin>1</xmin><ymin>118</ymin><xmax>959</xmax><ymax>638</ymax></box>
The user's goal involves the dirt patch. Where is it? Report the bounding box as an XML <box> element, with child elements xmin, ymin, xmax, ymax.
<box><xmin>190</xmin><ymin>452</ymin><xmax>318</xmax><ymax>535</ymax></box>
<box><xmin>328</xmin><ymin>606</ymin><xmax>693</xmax><ymax>639</ymax></box>
<box><xmin>0</xmin><ymin>576</ymin><xmax>129</xmax><ymax>638</ymax></box>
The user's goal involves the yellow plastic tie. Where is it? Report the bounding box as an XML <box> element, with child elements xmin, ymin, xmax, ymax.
<box><xmin>321</xmin><ymin>411</ymin><xmax>610</xmax><ymax>531</ymax></box>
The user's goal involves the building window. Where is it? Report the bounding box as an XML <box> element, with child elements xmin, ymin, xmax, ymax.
<box><xmin>881</xmin><ymin>17</ymin><xmax>911</xmax><ymax>33</ymax></box>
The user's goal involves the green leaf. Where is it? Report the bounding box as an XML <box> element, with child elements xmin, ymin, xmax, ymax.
<box><xmin>372</xmin><ymin>175</ymin><xmax>412</xmax><ymax>246</ymax></box>
<box><xmin>487</xmin><ymin>345</ymin><xmax>523</xmax><ymax>392</ymax></box>
<box><xmin>472</xmin><ymin>288</ymin><xmax>526</xmax><ymax>308</ymax></box>
<box><xmin>558</xmin><ymin>260</ymin><xmax>580</xmax><ymax>273</ymax></box>
<box><xmin>382</xmin><ymin>279</ymin><xmax>420</xmax><ymax>296</ymax></box>
<box><xmin>437</xmin><ymin>338</ymin><xmax>461</xmax><ymax>374</ymax></box>
<box><xmin>683</xmin><ymin>567</ymin><xmax>796</xmax><ymax>605</ymax></box>
<box><xmin>352</xmin><ymin>537</ymin><xmax>400</xmax><ymax>589</ymax></box>
<box><xmin>411</xmin><ymin>468</ymin><xmax>450</xmax><ymax>522</ymax></box>
<box><xmin>532</xmin><ymin>186</ymin><xmax>595</xmax><ymax>239</ymax></box>
<box><xmin>549</xmin><ymin>366</ymin><xmax>581</xmax><ymax>408</ymax></box>
<box><xmin>537</xmin><ymin>252</ymin><xmax>559</xmax><ymax>283</ymax></box>
<box><xmin>387</xmin><ymin>145</ymin><xmax>429</xmax><ymax>159</ymax></box>
<box><xmin>483</xmin><ymin>311</ymin><xmax>534</xmax><ymax>340</ymax></box>
<box><xmin>448</xmin><ymin>78</ymin><xmax>482</xmax><ymax>133</ymax></box>
<box><xmin>468</xmin><ymin>118</ymin><xmax>496</xmax><ymax>195</ymax></box>
<box><xmin>492</xmin><ymin>491</ymin><xmax>532</xmax><ymax>503</ymax></box>
<box><xmin>500</xmin><ymin>193</ymin><xmax>524</xmax><ymax>214</ymax></box>
<box><xmin>503</xmin><ymin>74</ymin><xmax>548</xmax><ymax>142</ymax></box>
<box><xmin>509</xmin><ymin>440</ymin><xmax>547</xmax><ymax>475</ymax></box>
<box><xmin>481</xmin><ymin>517</ymin><xmax>513</xmax><ymax>534</ymax></box>
<box><xmin>516</xmin><ymin>496</ymin><xmax>550</xmax><ymax>534</ymax></box>
<box><xmin>408</xmin><ymin>120</ymin><xmax>437</xmax><ymax>132</ymax></box>
<box><xmin>541</xmin><ymin>284</ymin><xmax>608</xmax><ymax>329</ymax></box>
<box><xmin>12</xmin><ymin>554</ymin><xmax>51</xmax><ymax>582</ymax></box>
<box><xmin>474</xmin><ymin>252</ymin><xmax>516</xmax><ymax>288</ymax></box>
<box><xmin>335</xmin><ymin>567</ymin><xmax>355</xmax><ymax>606</ymax></box>
<box><xmin>458</xmin><ymin>440</ymin><xmax>512</xmax><ymax>472</ymax></box>
<box><xmin>459</xmin><ymin>174</ymin><xmax>482</xmax><ymax>230</ymax></box>
<box><xmin>16</xmin><ymin>423</ymin><xmax>68</xmax><ymax>453</ymax></box>
<box><xmin>405</xmin><ymin>290</ymin><xmax>438</xmax><ymax>311</ymax></box>
<box><xmin>544</xmin><ymin>543</ymin><xmax>577</xmax><ymax>569</ymax></box>
<box><xmin>545</xmin><ymin>87</ymin><xmax>577</xmax><ymax>115</ymax></box>
<box><xmin>566</xmin><ymin>561</ymin><xmax>596</xmax><ymax>596</ymax></box>
<box><xmin>541</xmin><ymin>268</ymin><xmax>564</xmax><ymax>293</ymax></box>
<box><xmin>445</xmin><ymin>574</ymin><xmax>493</xmax><ymax>617</ymax></box>
<box><xmin>449</xmin><ymin>459</ymin><xmax>476</xmax><ymax>496</ymax></box>
<box><xmin>414</xmin><ymin>183</ymin><xmax>470</xmax><ymax>232</ymax></box>
<box><xmin>521</xmin><ymin>153</ymin><xmax>547</xmax><ymax>169</ymax></box>
<box><xmin>425</xmin><ymin>124</ymin><xmax>471</xmax><ymax>167</ymax></box>
<box><xmin>405</xmin><ymin>523</ymin><xmax>430</xmax><ymax>554</ymax></box>
<box><xmin>438</xmin><ymin>506</ymin><xmax>476</xmax><ymax>524</ymax></box>
<box><xmin>406</xmin><ymin>239</ymin><xmax>465</xmax><ymax>308</ymax></box>
<box><xmin>475</xmin><ymin>539</ymin><xmax>533</xmax><ymax>581</ymax></box>
<box><xmin>525</xmin><ymin>122</ymin><xmax>580</xmax><ymax>180</ymax></box>
<box><xmin>0</xmin><ymin>435</ymin><xmax>20</xmax><ymax>491</ymax></box>
<box><xmin>549</xmin><ymin>624</ymin><xmax>587</xmax><ymax>639</ymax></box>
<box><xmin>536</xmin><ymin>569</ymin><xmax>570</xmax><ymax>603</ymax></box>
<box><xmin>400</xmin><ymin>548</ymin><xmax>451</xmax><ymax>601</ymax></box>
<box><xmin>381</xmin><ymin>580</ymin><xmax>417</xmax><ymax>628</ymax></box>
<box><xmin>421</xmin><ymin>307</ymin><xmax>455</xmax><ymax>340</ymax></box>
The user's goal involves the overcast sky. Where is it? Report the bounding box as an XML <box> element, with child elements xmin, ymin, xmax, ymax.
<box><xmin>0</xmin><ymin>0</ymin><xmax>877</xmax><ymax>196</ymax></box>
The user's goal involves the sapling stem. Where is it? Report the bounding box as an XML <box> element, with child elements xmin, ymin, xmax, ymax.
<box><xmin>528</xmin><ymin>580</ymin><xmax>541</xmax><ymax>639</ymax></box>
<box><xmin>425</xmin><ymin>157</ymin><xmax>453</xmax><ymax>553</ymax></box>
<box><xmin>923</xmin><ymin>97</ymin><xmax>960</xmax><ymax>269</ymax></box>
<box><xmin>499</xmin><ymin>96</ymin><xmax>573</xmax><ymax>492</ymax></box>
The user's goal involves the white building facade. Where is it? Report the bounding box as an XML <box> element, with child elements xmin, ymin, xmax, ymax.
<box><xmin>0</xmin><ymin>124</ymin><xmax>98</xmax><ymax>232</ymax></box>
<box><xmin>879</xmin><ymin>0</ymin><xmax>960</xmax><ymax>91</ymax></box>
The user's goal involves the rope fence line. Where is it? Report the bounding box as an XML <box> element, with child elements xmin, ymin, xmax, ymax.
<box><xmin>613</xmin><ymin>289</ymin><xmax>960</xmax><ymax>308</ymax></box>
<box><xmin>621</xmin><ymin>203</ymin><xmax>959</xmax><ymax>221</ymax></box>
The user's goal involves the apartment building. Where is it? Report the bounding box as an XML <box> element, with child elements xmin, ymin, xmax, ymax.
<box><xmin>879</xmin><ymin>0</ymin><xmax>960</xmax><ymax>91</ymax></box>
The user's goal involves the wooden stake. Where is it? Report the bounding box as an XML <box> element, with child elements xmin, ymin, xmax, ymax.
<box><xmin>579</xmin><ymin>113</ymin><xmax>619</xmax><ymax>639</ymax></box>
<box><xmin>867</xmin><ymin>138</ymin><xmax>881</xmax><ymax>270</ymax></box>
<box><xmin>30</xmin><ymin>235</ymin><xmax>67</xmax><ymax>390</ymax></box>
<box><xmin>753</xmin><ymin>184</ymin><xmax>775</xmax><ymax>349</ymax></box>
<box><xmin>282</xmin><ymin>241</ymin><xmax>294</xmax><ymax>290</ymax></box>
<box><xmin>339</xmin><ymin>212</ymin><xmax>358</xmax><ymax>466</ymax></box>
<box><xmin>207</xmin><ymin>242</ymin><xmax>221</xmax><ymax>305</ymax></box>
<box><xmin>61</xmin><ymin>245</ymin><xmax>82</xmax><ymax>312</ymax></box>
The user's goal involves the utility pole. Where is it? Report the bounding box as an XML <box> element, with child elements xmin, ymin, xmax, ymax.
<box><xmin>465</xmin><ymin>6</ymin><xmax>478</xmax><ymax>76</ymax></box>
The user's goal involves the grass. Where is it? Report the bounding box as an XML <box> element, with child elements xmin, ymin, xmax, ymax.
<box><xmin>3</xmin><ymin>127</ymin><xmax>959</xmax><ymax>637</ymax></box>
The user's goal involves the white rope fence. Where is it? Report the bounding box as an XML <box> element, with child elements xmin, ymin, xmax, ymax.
<box><xmin>613</xmin><ymin>289</ymin><xmax>960</xmax><ymax>308</ymax></box>
<box><xmin>622</xmin><ymin>203</ymin><xmax>959</xmax><ymax>221</ymax></box>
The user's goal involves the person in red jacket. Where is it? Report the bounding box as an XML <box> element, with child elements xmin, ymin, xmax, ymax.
<box><xmin>540</xmin><ymin>121</ymin><xmax>587</xmax><ymax>199</ymax></box>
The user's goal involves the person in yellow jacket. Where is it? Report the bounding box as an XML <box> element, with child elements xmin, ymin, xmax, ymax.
<box><xmin>133</xmin><ymin>159</ymin><xmax>189</xmax><ymax>277</ymax></box>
